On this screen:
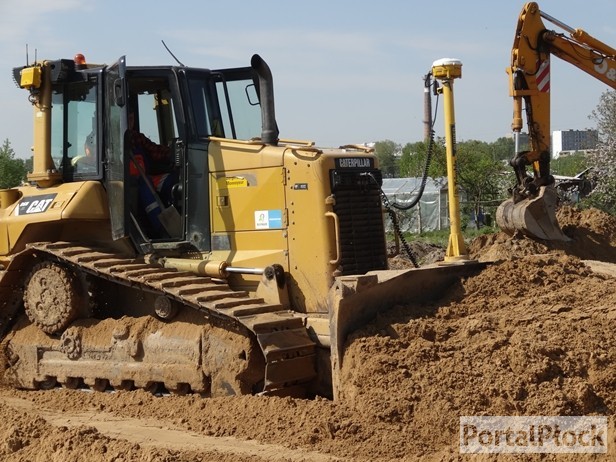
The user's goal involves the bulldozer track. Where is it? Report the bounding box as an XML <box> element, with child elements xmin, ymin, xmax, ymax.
<box><xmin>10</xmin><ymin>242</ymin><xmax>317</xmax><ymax>396</ymax></box>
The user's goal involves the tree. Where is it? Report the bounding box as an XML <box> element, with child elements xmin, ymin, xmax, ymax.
<box><xmin>398</xmin><ymin>142</ymin><xmax>421</xmax><ymax>178</ymax></box>
<box><xmin>490</xmin><ymin>136</ymin><xmax>515</xmax><ymax>163</ymax></box>
<box><xmin>551</xmin><ymin>151</ymin><xmax>588</xmax><ymax>177</ymax></box>
<box><xmin>399</xmin><ymin>138</ymin><xmax>447</xmax><ymax>179</ymax></box>
<box><xmin>374</xmin><ymin>140</ymin><xmax>399</xmax><ymax>178</ymax></box>
<box><xmin>586</xmin><ymin>90</ymin><xmax>616</xmax><ymax>214</ymax></box>
<box><xmin>456</xmin><ymin>140</ymin><xmax>508</xmax><ymax>226</ymax></box>
<box><xmin>0</xmin><ymin>139</ymin><xmax>28</xmax><ymax>188</ymax></box>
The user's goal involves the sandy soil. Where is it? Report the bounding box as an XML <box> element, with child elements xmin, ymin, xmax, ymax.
<box><xmin>0</xmin><ymin>206</ymin><xmax>615</xmax><ymax>461</ymax></box>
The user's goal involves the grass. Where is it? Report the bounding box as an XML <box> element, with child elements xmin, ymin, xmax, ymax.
<box><xmin>392</xmin><ymin>225</ymin><xmax>500</xmax><ymax>248</ymax></box>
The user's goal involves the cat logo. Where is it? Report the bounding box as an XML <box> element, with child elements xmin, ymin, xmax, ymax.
<box><xmin>15</xmin><ymin>194</ymin><xmax>57</xmax><ymax>216</ymax></box>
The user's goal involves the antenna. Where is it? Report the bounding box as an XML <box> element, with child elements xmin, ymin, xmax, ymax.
<box><xmin>161</xmin><ymin>40</ymin><xmax>185</xmax><ymax>67</ymax></box>
<box><xmin>26</xmin><ymin>44</ymin><xmax>29</xmax><ymax>65</ymax></box>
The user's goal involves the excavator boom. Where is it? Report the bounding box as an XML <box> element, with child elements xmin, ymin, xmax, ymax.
<box><xmin>496</xmin><ymin>2</ymin><xmax>616</xmax><ymax>241</ymax></box>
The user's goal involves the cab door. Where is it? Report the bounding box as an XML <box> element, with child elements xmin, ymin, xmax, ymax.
<box><xmin>104</xmin><ymin>56</ymin><xmax>129</xmax><ymax>240</ymax></box>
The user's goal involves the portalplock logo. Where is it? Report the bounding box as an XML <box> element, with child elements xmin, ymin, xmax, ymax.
<box><xmin>459</xmin><ymin>416</ymin><xmax>607</xmax><ymax>454</ymax></box>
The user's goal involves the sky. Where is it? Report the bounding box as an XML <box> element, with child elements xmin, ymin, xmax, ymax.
<box><xmin>0</xmin><ymin>0</ymin><xmax>615</xmax><ymax>159</ymax></box>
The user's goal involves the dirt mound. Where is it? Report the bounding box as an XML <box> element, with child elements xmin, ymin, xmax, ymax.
<box><xmin>470</xmin><ymin>206</ymin><xmax>616</xmax><ymax>263</ymax></box>
<box><xmin>339</xmin><ymin>253</ymin><xmax>616</xmax><ymax>459</ymax></box>
<box><xmin>389</xmin><ymin>240</ymin><xmax>445</xmax><ymax>268</ymax></box>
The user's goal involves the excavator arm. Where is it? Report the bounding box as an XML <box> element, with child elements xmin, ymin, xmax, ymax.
<box><xmin>497</xmin><ymin>2</ymin><xmax>616</xmax><ymax>241</ymax></box>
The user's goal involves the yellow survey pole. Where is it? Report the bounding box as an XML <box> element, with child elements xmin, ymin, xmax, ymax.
<box><xmin>431</xmin><ymin>58</ymin><xmax>469</xmax><ymax>262</ymax></box>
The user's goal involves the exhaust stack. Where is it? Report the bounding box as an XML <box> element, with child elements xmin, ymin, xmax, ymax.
<box><xmin>251</xmin><ymin>54</ymin><xmax>279</xmax><ymax>146</ymax></box>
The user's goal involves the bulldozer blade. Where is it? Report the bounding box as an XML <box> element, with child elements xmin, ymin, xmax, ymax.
<box><xmin>328</xmin><ymin>261</ymin><xmax>486</xmax><ymax>401</ymax></box>
<box><xmin>496</xmin><ymin>186</ymin><xmax>570</xmax><ymax>241</ymax></box>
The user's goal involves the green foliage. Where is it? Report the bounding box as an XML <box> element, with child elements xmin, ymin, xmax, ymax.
<box><xmin>397</xmin><ymin>224</ymin><xmax>499</xmax><ymax>248</ymax></box>
<box><xmin>490</xmin><ymin>136</ymin><xmax>515</xmax><ymax>163</ymax></box>
<box><xmin>0</xmin><ymin>139</ymin><xmax>28</xmax><ymax>189</ymax></box>
<box><xmin>586</xmin><ymin>90</ymin><xmax>616</xmax><ymax>214</ymax></box>
<box><xmin>456</xmin><ymin>139</ymin><xmax>508</xmax><ymax>218</ymax></box>
<box><xmin>398</xmin><ymin>142</ymin><xmax>423</xmax><ymax>177</ymax></box>
<box><xmin>374</xmin><ymin>140</ymin><xmax>399</xmax><ymax>178</ymax></box>
<box><xmin>551</xmin><ymin>152</ymin><xmax>588</xmax><ymax>177</ymax></box>
<box><xmin>399</xmin><ymin>137</ymin><xmax>447</xmax><ymax>179</ymax></box>
<box><xmin>406</xmin><ymin>228</ymin><xmax>451</xmax><ymax>247</ymax></box>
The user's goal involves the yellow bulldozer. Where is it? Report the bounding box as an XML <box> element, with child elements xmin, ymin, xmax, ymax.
<box><xmin>0</xmin><ymin>53</ymin><xmax>480</xmax><ymax>400</ymax></box>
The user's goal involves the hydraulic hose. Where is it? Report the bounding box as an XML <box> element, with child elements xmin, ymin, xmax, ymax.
<box><xmin>391</xmin><ymin>128</ymin><xmax>436</xmax><ymax>211</ymax></box>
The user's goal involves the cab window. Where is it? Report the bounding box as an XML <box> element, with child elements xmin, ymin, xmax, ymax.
<box><xmin>187</xmin><ymin>72</ymin><xmax>261</xmax><ymax>140</ymax></box>
<box><xmin>215</xmin><ymin>78</ymin><xmax>261</xmax><ymax>140</ymax></box>
<box><xmin>51</xmin><ymin>79</ymin><xmax>100</xmax><ymax>179</ymax></box>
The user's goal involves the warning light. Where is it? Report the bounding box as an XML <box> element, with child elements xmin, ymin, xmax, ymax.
<box><xmin>74</xmin><ymin>53</ymin><xmax>87</xmax><ymax>69</ymax></box>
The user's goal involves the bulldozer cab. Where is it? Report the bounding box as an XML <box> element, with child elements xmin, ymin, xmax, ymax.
<box><xmin>104</xmin><ymin>57</ymin><xmax>186</xmax><ymax>248</ymax></box>
<box><xmin>48</xmin><ymin>56</ymin><xmax>264</xmax><ymax>254</ymax></box>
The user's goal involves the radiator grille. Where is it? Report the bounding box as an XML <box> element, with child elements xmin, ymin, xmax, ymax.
<box><xmin>330</xmin><ymin>169</ymin><xmax>387</xmax><ymax>275</ymax></box>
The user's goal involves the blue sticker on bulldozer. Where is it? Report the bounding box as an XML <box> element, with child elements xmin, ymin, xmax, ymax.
<box><xmin>255</xmin><ymin>209</ymin><xmax>283</xmax><ymax>229</ymax></box>
<box><xmin>16</xmin><ymin>193</ymin><xmax>57</xmax><ymax>215</ymax></box>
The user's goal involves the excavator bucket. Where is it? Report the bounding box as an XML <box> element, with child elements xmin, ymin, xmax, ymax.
<box><xmin>496</xmin><ymin>186</ymin><xmax>570</xmax><ymax>241</ymax></box>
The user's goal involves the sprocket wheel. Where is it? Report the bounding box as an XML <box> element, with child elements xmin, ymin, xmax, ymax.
<box><xmin>60</xmin><ymin>327</ymin><xmax>82</xmax><ymax>359</ymax></box>
<box><xmin>24</xmin><ymin>261</ymin><xmax>85</xmax><ymax>335</ymax></box>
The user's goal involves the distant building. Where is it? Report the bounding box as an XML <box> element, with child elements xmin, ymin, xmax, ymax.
<box><xmin>504</xmin><ymin>129</ymin><xmax>597</xmax><ymax>160</ymax></box>
<box><xmin>552</xmin><ymin>129</ymin><xmax>598</xmax><ymax>158</ymax></box>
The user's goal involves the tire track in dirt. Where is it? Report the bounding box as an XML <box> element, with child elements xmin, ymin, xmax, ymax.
<box><xmin>0</xmin><ymin>394</ymin><xmax>343</xmax><ymax>462</ymax></box>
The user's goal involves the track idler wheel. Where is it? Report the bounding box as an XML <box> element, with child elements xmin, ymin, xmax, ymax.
<box><xmin>24</xmin><ymin>261</ymin><xmax>87</xmax><ymax>335</ymax></box>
